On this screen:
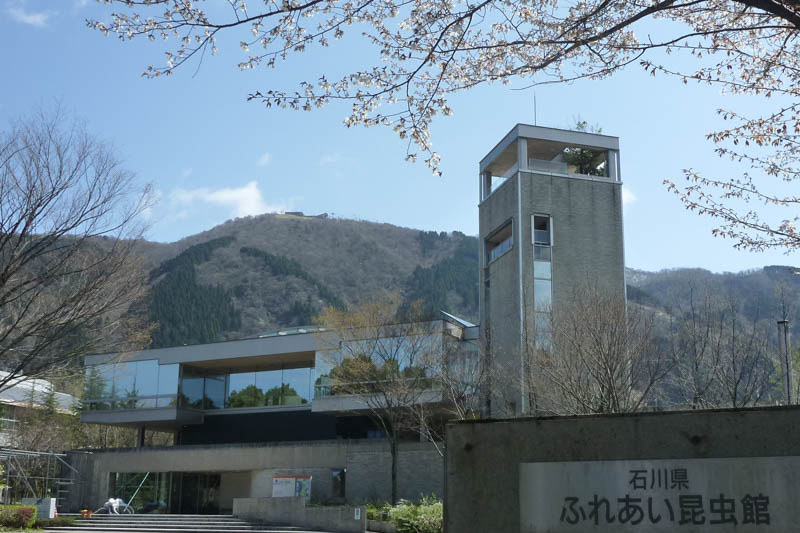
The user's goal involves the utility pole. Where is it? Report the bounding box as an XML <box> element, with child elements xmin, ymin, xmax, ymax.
<box><xmin>777</xmin><ymin>319</ymin><xmax>793</xmax><ymax>404</ymax></box>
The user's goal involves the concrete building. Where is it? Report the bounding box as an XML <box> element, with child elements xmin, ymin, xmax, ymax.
<box><xmin>65</xmin><ymin>124</ymin><xmax>628</xmax><ymax>513</ymax></box>
<box><xmin>479</xmin><ymin>125</ymin><xmax>625</xmax><ymax>415</ymax></box>
<box><xmin>0</xmin><ymin>371</ymin><xmax>76</xmax><ymax>446</ymax></box>
<box><xmin>70</xmin><ymin>317</ymin><xmax>477</xmax><ymax>512</ymax></box>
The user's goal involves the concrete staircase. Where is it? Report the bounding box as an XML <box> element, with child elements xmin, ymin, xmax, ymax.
<box><xmin>45</xmin><ymin>514</ymin><xmax>331</xmax><ymax>533</ymax></box>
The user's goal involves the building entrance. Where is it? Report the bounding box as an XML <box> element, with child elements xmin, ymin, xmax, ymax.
<box><xmin>111</xmin><ymin>472</ymin><xmax>221</xmax><ymax>514</ymax></box>
<box><xmin>173</xmin><ymin>473</ymin><xmax>220</xmax><ymax>514</ymax></box>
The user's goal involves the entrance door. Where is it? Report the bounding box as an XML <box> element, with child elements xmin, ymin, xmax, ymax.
<box><xmin>172</xmin><ymin>473</ymin><xmax>221</xmax><ymax>514</ymax></box>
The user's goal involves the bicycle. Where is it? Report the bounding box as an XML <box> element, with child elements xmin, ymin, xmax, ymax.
<box><xmin>93</xmin><ymin>502</ymin><xmax>134</xmax><ymax>515</ymax></box>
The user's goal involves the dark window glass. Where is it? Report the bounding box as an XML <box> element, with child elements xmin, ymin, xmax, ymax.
<box><xmin>181</xmin><ymin>374</ymin><xmax>204</xmax><ymax>409</ymax></box>
<box><xmin>204</xmin><ymin>375</ymin><xmax>226</xmax><ymax>409</ymax></box>
<box><xmin>533</xmin><ymin>216</ymin><xmax>550</xmax><ymax>245</ymax></box>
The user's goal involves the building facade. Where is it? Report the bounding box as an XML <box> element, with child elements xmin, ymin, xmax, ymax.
<box><xmin>479</xmin><ymin>125</ymin><xmax>625</xmax><ymax>415</ymax></box>
<box><xmin>67</xmin><ymin>123</ymin><xmax>628</xmax><ymax>513</ymax></box>
<box><xmin>72</xmin><ymin>318</ymin><xmax>477</xmax><ymax>512</ymax></box>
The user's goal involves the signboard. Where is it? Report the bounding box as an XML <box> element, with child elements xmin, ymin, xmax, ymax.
<box><xmin>520</xmin><ymin>457</ymin><xmax>800</xmax><ymax>531</ymax></box>
<box><xmin>272</xmin><ymin>475</ymin><xmax>312</xmax><ymax>498</ymax></box>
<box><xmin>21</xmin><ymin>498</ymin><xmax>56</xmax><ymax>519</ymax></box>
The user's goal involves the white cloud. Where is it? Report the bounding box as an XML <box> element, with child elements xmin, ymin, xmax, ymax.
<box><xmin>257</xmin><ymin>152</ymin><xmax>271</xmax><ymax>167</ymax></box>
<box><xmin>170</xmin><ymin>181</ymin><xmax>286</xmax><ymax>217</ymax></box>
<box><xmin>622</xmin><ymin>186</ymin><xmax>637</xmax><ymax>206</ymax></box>
<box><xmin>7</xmin><ymin>6</ymin><xmax>54</xmax><ymax>27</ymax></box>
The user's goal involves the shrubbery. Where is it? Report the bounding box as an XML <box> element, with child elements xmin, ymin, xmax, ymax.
<box><xmin>368</xmin><ymin>496</ymin><xmax>443</xmax><ymax>533</ymax></box>
<box><xmin>0</xmin><ymin>505</ymin><xmax>37</xmax><ymax>529</ymax></box>
<box><xmin>366</xmin><ymin>502</ymin><xmax>391</xmax><ymax>521</ymax></box>
<box><xmin>35</xmin><ymin>516</ymin><xmax>76</xmax><ymax>529</ymax></box>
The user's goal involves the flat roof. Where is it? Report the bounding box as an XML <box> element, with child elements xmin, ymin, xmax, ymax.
<box><xmin>479</xmin><ymin>124</ymin><xmax>620</xmax><ymax>174</ymax></box>
<box><xmin>84</xmin><ymin>332</ymin><xmax>317</xmax><ymax>366</ymax></box>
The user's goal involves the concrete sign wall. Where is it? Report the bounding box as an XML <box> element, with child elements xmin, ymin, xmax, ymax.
<box><xmin>520</xmin><ymin>457</ymin><xmax>798</xmax><ymax>531</ymax></box>
<box><xmin>445</xmin><ymin>407</ymin><xmax>800</xmax><ymax>533</ymax></box>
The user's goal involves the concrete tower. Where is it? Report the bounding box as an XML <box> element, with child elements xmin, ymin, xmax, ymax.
<box><xmin>478</xmin><ymin>124</ymin><xmax>625</xmax><ymax>415</ymax></box>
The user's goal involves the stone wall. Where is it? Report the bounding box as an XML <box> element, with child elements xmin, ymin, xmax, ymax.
<box><xmin>346</xmin><ymin>444</ymin><xmax>444</xmax><ymax>502</ymax></box>
<box><xmin>63</xmin><ymin>440</ymin><xmax>442</xmax><ymax>512</ymax></box>
<box><xmin>233</xmin><ymin>496</ymin><xmax>366</xmax><ymax>533</ymax></box>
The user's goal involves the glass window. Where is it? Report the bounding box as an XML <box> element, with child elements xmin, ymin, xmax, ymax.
<box><xmin>282</xmin><ymin>367</ymin><xmax>312</xmax><ymax>405</ymax></box>
<box><xmin>135</xmin><ymin>360</ymin><xmax>158</xmax><ymax>397</ymax></box>
<box><xmin>96</xmin><ymin>363</ymin><xmax>115</xmax><ymax>398</ymax></box>
<box><xmin>181</xmin><ymin>368</ymin><xmax>204</xmax><ymax>409</ymax></box>
<box><xmin>84</xmin><ymin>366</ymin><xmax>107</xmax><ymax>400</ymax></box>
<box><xmin>534</xmin><ymin>245</ymin><xmax>551</xmax><ymax>261</ymax></box>
<box><xmin>227</xmin><ymin>372</ymin><xmax>257</xmax><ymax>408</ymax></box>
<box><xmin>535</xmin><ymin>330</ymin><xmax>553</xmax><ymax>350</ymax></box>
<box><xmin>204</xmin><ymin>375</ymin><xmax>226</xmax><ymax>409</ymax></box>
<box><xmin>158</xmin><ymin>365</ymin><xmax>179</xmax><ymax>395</ymax></box>
<box><xmin>114</xmin><ymin>362</ymin><xmax>136</xmax><ymax>398</ymax></box>
<box><xmin>488</xmin><ymin>236</ymin><xmax>513</xmax><ymax>263</ymax></box>
<box><xmin>534</xmin><ymin>261</ymin><xmax>551</xmax><ymax>280</ymax></box>
<box><xmin>534</xmin><ymin>279</ymin><xmax>552</xmax><ymax>311</ymax></box>
<box><xmin>314</xmin><ymin>355</ymin><xmax>333</xmax><ymax>398</ymax></box>
<box><xmin>255</xmin><ymin>369</ymin><xmax>283</xmax><ymax>406</ymax></box>
<box><xmin>533</xmin><ymin>216</ymin><xmax>551</xmax><ymax>245</ymax></box>
<box><xmin>535</xmin><ymin>312</ymin><xmax>551</xmax><ymax>333</ymax></box>
<box><xmin>157</xmin><ymin>364</ymin><xmax>179</xmax><ymax>407</ymax></box>
<box><xmin>486</xmin><ymin>221</ymin><xmax>513</xmax><ymax>264</ymax></box>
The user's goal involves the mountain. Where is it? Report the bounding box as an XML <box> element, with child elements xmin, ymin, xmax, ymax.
<box><xmin>134</xmin><ymin>212</ymin><xmax>800</xmax><ymax>349</ymax></box>
<box><xmin>139</xmin><ymin>214</ymin><xmax>479</xmax><ymax>347</ymax></box>
<box><xmin>625</xmin><ymin>265</ymin><xmax>800</xmax><ymax>338</ymax></box>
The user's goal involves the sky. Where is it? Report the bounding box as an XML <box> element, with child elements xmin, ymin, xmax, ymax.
<box><xmin>1</xmin><ymin>0</ymin><xmax>798</xmax><ymax>274</ymax></box>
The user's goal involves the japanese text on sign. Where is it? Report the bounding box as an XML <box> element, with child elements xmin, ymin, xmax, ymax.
<box><xmin>520</xmin><ymin>457</ymin><xmax>800</xmax><ymax>532</ymax></box>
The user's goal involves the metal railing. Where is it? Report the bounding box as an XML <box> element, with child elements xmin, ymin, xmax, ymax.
<box><xmin>82</xmin><ymin>394</ymin><xmax>178</xmax><ymax>411</ymax></box>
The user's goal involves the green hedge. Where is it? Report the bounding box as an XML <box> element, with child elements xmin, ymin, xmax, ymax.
<box><xmin>35</xmin><ymin>516</ymin><xmax>76</xmax><ymax>529</ymax></box>
<box><xmin>366</xmin><ymin>502</ymin><xmax>392</xmax><ymax>521</ymax></box>
<box><xmin>0</xmin><ymin>505</ymin><xmax>37</xmax><ymax>529</ymax></box>
<box><xmin>387</xmin><ymin>496</ymin><xmax>443</xmax><ymax>533</ymax></box>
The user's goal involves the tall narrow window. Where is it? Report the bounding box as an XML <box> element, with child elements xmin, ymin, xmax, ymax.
<box><xmin>532</xmin><ymin>215</ymin><xmax>553</xmax><ymax>349</ymax></box>
<box><xmin>486</xmin><ymin>221</ymin><xmax>513</xmax><ymax>264</ymax></box>
<box><xmin>533</xmin><ymin>216</ymin><xmax>551</xmax><ymax>246</ymax></box>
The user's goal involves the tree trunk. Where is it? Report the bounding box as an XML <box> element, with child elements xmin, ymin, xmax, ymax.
<box><xmin>390</xmin><ymin>436</ymin><xmax>398</xmax><ymax>504</ymax></box>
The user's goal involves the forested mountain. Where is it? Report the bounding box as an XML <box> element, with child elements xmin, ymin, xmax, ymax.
<box><xmin>134</xmin><ymin>212</ymin><xmax>800</xmax><ymax>349</ymax></box>
<box><xmin>137</xmin><ymin>214</ymin><xmax>479</xmax><ymax>347</ymax></box>
<box><xmin>626</xmin><ymin>265</ymin><xmax>800</xmax><ymax>337</ymax></box>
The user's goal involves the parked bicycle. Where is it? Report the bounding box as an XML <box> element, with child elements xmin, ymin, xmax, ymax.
<box><xmin>94</xmin><ymin>498</ymin><xmax>134</xmax><ymax>515</ymax></box>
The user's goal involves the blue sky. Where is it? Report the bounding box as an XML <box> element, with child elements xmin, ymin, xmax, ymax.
<box><xmin>1</xmin><ymin>0</ymin><xmax>797</xmax><ymax>273</ymax></box>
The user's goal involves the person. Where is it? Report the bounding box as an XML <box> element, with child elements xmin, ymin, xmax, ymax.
<box><xmin>104</xmin><ymin>497</ymin><xmax>120</xmax><ymax>514</ymax></box>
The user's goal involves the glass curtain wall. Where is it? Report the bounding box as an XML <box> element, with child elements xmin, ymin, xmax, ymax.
<box><xmin>84</xmin><ymin>361</ymin><xmax>179</xmax><ymax>410</ymax></box>
<box><xmin>177</xmin><ymin>366</ymin><xmax>314</xmax><ymax>410</ymax></box>
<box><xmin>314</xmin><ymin>333</ymin><xmax>441</xmax><ymax>398</ymax></box>
<box><xmin>112</xmin><ymin>472</ymin><xmax>171</xmax><ymax>513</ymax></box>
<box><xmin>111</xmin><ymin>472</ymin><xmax>222</xmax><ymax>514</ymax></box>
